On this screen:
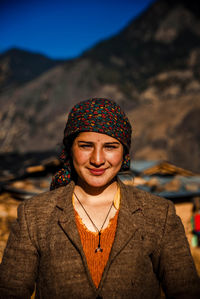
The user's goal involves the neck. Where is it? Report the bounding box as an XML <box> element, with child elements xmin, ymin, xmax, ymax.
<box><xmin>75</xmin><ymin>178</ymin><xmax>118</xmax><ymax>199</ymax></box>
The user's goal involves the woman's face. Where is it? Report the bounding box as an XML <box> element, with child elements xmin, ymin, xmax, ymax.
<box><xmin>71</xmin><ymin>132</ymin><xmax>124</xmax><ymax>188</ymax></box>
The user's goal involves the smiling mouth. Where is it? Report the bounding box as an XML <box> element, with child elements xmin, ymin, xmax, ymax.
<box><xmin>88</xmin><ymin>168</ymin><xmax>107</xmax><ymax>176</ymax></box>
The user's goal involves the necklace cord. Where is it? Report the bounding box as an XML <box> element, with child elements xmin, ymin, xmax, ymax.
<box><xmin>74</xmin><ymin>192</ymin><xmax>114</xmax><ymax>252</ymax></box>
<box><xmin>73</xmin><ymin>192</ymin><xmax>114</xmax><ymax>233</ymax></box>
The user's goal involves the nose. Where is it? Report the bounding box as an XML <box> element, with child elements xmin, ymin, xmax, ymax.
<box><xmin>90</xmin><ymin>147</ymin><xmax>105</xmax><ymax>167</ymax></box>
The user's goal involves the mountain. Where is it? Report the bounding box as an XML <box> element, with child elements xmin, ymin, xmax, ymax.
<box><xmin>83</xmin><ymin>0</ymin><xmax>200</xmax><ymax>94</ymax></box>
<box><xmin>0</xmin><ymin>0</ymin><xmax>200</xmax><ymax>172</ymax></box>
<box><xmin>0</xmin><ymin>48</ymin><xmax>63</xmax><ymax>92</ymax></box>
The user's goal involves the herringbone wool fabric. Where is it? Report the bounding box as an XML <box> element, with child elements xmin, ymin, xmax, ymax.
<box><xmin>0</xmin><ymin>179</ymin><xmax>200</xmax><ymax>298</ymax></box>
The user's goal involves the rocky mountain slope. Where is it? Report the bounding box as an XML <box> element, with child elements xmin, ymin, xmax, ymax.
<box><xmin>0</xmin><ymin>48</ymin><xmax>63</xmax><ymax>92</ymax></box>
<box><xmin>0</xmin><ymin>0</ymin><xmax>200</xmax><ymax>172</ymax></box>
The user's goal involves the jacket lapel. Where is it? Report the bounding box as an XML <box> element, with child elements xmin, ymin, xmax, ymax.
<box><xmin>99</xmin><ymin>180</ymin><xmax>145</xmax><ymax>289</ymax></box>
<box><xmin>55</xmin><ymin>182</ymin><xmax>82</xmax><ymax>252</ymax></box>
<box><xmin>55</xmin><ymin>182</ymin><xmax>97</xmax><ymax>291</ymax></box>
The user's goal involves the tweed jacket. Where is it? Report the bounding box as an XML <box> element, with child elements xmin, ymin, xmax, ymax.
<box><xmin>0</xmin><ymin>179</ymin><xmax>200</xmax><ymax>299</ymax></box>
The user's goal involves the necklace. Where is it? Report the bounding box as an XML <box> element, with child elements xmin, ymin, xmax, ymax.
<box><xmin>74</xmin><ymin>192</ymin><xmax>114</xmax><ymax>253</ymax></box>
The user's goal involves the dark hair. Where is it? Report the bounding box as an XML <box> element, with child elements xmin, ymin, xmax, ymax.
<box><xmin>63</xmin><ymin>132</ymin><xmax>79</xmax><ymax>154</ymax></box>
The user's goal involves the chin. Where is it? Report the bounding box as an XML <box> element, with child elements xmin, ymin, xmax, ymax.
<box><xmin>84</xmin><ymin>175</ymin><xmax>117</xmax><ymax>188</ymax></box>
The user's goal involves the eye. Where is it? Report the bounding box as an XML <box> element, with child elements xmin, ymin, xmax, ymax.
<box><xmin>104</xmin><ymin>145</ymin><xmax>118</xmax><ymax>150</ymax></box>
<box><xmin>79</xmin><ymin>144</ymin><xmax>93</xmax><ymax>148</ymax></box>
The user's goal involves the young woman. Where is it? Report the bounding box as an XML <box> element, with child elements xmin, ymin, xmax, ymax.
<box><xmin>0</xmin><ymin>98</ymin><xmax>199</xmax><ymax>298</ymax></box>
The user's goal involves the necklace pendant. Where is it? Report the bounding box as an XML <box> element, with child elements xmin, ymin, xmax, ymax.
<box><xmin>95</xmin><ymin>232</ymin><xmax>103</xmax><ymax>253</ymax></box>
<box><xmin>95</xmin><ymin>246</ymin><xmax>103</xmax><ymax>253</ymax></box>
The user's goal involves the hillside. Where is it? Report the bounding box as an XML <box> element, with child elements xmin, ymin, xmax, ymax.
<box><xmin>0</xmin><ymin>0</ymin><xmax>200</xmax><ymax>172</ymax></box>
<box><xmin>0</xmin><ymin>48</ymin><xmax>63</xmax><ymax>92</ymax></box>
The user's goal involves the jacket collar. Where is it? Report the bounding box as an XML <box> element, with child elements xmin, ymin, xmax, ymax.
<box><xmin>55</xmin><ymin>178</ymin><xmax>143</xmax><ymax>213</ymax></box>
<box><xmin>55</xmin><ymin>181</ymin><xmax>83</xmax><ymax>254</ymax></box>
<box><xmin>55</xmin><ymin>179</ymin><xmax>145</xmax><ymax>291</ymax></box>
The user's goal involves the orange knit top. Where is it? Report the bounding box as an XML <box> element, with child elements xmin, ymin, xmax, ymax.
<box><xmin>73</xmin><ymin>190</ymin><xmax>120</xmax><ymax>289</ymax></box>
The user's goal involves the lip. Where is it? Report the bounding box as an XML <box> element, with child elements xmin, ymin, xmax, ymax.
<box><xmin>88</xmin><ymin>168</ymin><xmax>107</xmax><ymax>176</ymax></box>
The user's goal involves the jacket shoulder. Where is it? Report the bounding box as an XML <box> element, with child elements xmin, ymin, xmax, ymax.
<box><xmin>120</xmin><ymin>182</ymin><xmax>175</xmax><ymax>222</ymax></box>
<box><xmin>19</xmin><ymin>182</ymin><xmax>74</xmax><ymax>216</ymax></box>
<box><xmin>121</xmin><ymin>181</ymin><xmax>171</xmax><ymax>208</ymax></box>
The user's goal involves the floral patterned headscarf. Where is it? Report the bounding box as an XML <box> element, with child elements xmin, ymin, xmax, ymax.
<box><xmin>50</xmin><ymin>98</ymin><xmax>132</xmax><ymax>190</ymax></box>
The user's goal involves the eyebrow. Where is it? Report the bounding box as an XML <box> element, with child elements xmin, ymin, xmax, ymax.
<box><xmin>77</xmin><ymin>141</ymin><xmax>120</xmax><ymax>145</ymax></box>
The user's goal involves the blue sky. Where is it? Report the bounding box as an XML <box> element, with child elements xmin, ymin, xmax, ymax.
<box><xmin>1</xmin><ymin>0</ymin><xmax>155</xmax><ymax>59</ymax></box>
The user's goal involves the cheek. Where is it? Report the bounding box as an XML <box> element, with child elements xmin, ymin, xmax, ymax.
<box><xmin>107</xmin><ymin>151</ymin><xmax>124</xmax><ymax>167</ymax></box>
<box><xmin>72</xmin><ymin>148</ymin><xmax>89</xmax><ymax>166</ymax></box>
